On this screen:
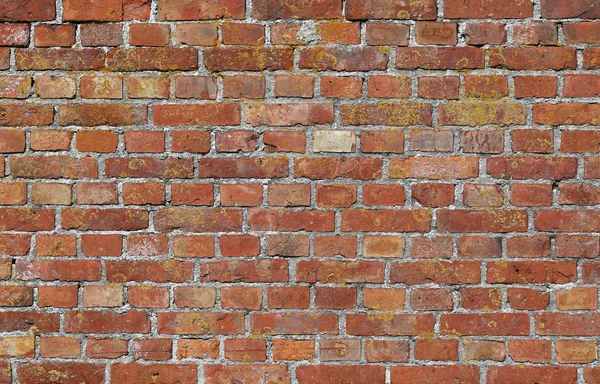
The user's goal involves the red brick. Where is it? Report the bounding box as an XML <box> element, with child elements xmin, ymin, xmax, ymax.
<box><xmin>361</xmin><ymin>130</ymin><xmax>404</xmax><ymax>153</ymax></box>
<box><xmin>17</xmin><ymin>363</ymin><xmax>104</xmax><ymax>384</ymax></box>
<box><xmin>173</xmin><ymin>235</ymin><xmax>214</xmax><ymax>258</ymax></box>
<box><xmin>342</xmin><ymin>209</ymin><xmax>431</xmax><ymax>232</ymax></box>
<box><xmin>488</xmin><ymin>366</ymin><xmax>576</xmax><ymax>384</ymax></box>
<box><xmin>225</xmin><ymin>338</ymin><xmax>266</xmax><ymax>361</ymax></box>
<box><xmin>396</xmin><ymin>47</ymin><xmax>483</xmax><ymax>69</ymax></box>
<box><xmin>511</xmin><ymin>129</ymin><xmax>554</xmax><ymax>153</ymax></box>
<box><xmin>216</xmin><ymin>130</ymin><xmax>259</xmax><ymax>152</ymax></box>
<box><xmin>409</xmin><ymin>129</ymin><xmax>453</xmax><ymax>152</ymax></box>
<box><xmin>158</xmin><ymin>312</ymin><xmax>244</xmax><ymax>335</ymax></box>
<box><xmin>364</xmin><ymin>288</ymin><xmax>406</xmax><ymax>310</ymax></box>
<box><xmin>0</xmin><ymin>24</ymin><xmax>28</xmax><ymax>46</ymax></box>
<box><xmin>127</xmin><ymin>234</ymin><xmax>168</xmax><ymax>256</ymax></box>
<box><xmin>0</xmin><ymin>0</ymin><xmax>55</xmax><ymax>21</ymax></box>
<box><xmin>16</xmin><ymin>48</ymin><xmax>105</xmax><ymax>70</ymax></box>
<box><xmin>223</xmin><ymin>75</ymin><xmax>265</xmax><ymax>98</ymax></box>
<box><xmin>564</xmin><ymin>22</ymin><xmax>600</xmax><ymax>44</ymax></box>
<box><xmin>314</xmin><ymin>235</ymin><xmax>356</xmax><ymax>258</ymax></box>
<box><xmin>107</xmin><ymin>47</ymin><xmax>198</xmax><ymax>71</ymax></box>
<box><xmin>347</xmin><ymin>313</ymin><xmax>434</xmax><ymax>336</ymax></box>
<box><xmin>412</xmin><ymin>183</ymin><xmax>455</xmax><ymax>207</ymax></box>
<box><xmin>34</xmin><ymin>24</ymin><xmax>75</xmax><ymax>47</ymax></box>
<box><xmin>81</xmin><ymin>24</ymin><xmax>122</xmax><ymax>46</ymax></box>
<box><xmin>128</xmin><ymin>286</ymin><xmax>169</xmax><ymax>308</ymax></box>
<box><xmin>411</xmin><ymin>288</ymin><xmax>453</xmax><ymax>310</ymax></box>
<box><xmin>295</xmin><ymin>157</ymin><xmax>381</xmax><ymax>180</ymax></box>
<box><xmin>459</xmin><ymin>236</ymin><xmax>501</xmax><ymax>258</ymax></box>
<box><xmin>509</xmin><ymin>339</ymin><xmax>551</xmax><ymax>363</ymax></box>
<box><xmin>0</xmin><ymin>234</ymin><xmax>30</xmax><ymax>256</ymax></box>
<box><xmin>315</xmin><ymin>287</ymin><xmax>356</xmax><ymax>309</ymax></box>
<box><xmin>107</xmin><ymin>260</ymin><xmax>193</xmax><ymax>283</ymax></box>
<box><xmin>174</xmin><ymin>76</ymin><xmax>217</xmax><ymax>99</ymax></box>
<box><xmin>416</xmin><ymin>22</ymin><xmax>457</xmax><ymax>45</ymax></box>
<box><xmin>346</xmin><ymin>0</ymin><xmax>437</xmax><ymax>20</ymax></box>
<box><xmin>414</xmin><ymin>339</ymin><xmax>458</xmax><ymax>361</ymax></box>
<box><xmin>86</xmin><ymin>338</ymin><xmax>128</xmax><ymax>359</ymax></box>
<box><xmin>124</xmin><ymin>131</ymin><xmax>165</xmax><ymax>153</ymax></box>
<box><xmin>506</xmin><ymin>236</ymin><xmax>550</xmax><ymax>258</ymax></box>
<box><xmin>249</xmin><ymin>209</ymin><xmax>334</xmax><ymax>231</ymax></box>
<box><xmin>105</xmin><ymin>157</ymin><xmax>193</xmax><ymax>178</ymax></box>
<box><xmin>176</xmin><ymin>23</ymin><xmax>217</xmax><ymax>45</ymax></box>
<box><xmin>321</xmin><ymin>76</ymin><xmax>362</xmax><ymax>98</ymax></box>
<box><xmin>129</xmin><ymin>23</ymin><xmax>169</xmax><ymax>46</ymax></box>
<box><xmin>76</xmin><ymin>182</ymin><xmax>118</xmax><ymax>205</ymax></box>
<box><xmin>36</xmin><ymin>234</ymin><xmax>77</xmax><ymax>256</ymax></box>
<box><xmin>297</xmin><ymin>260</ymin><xmax>384</xmax><ymax>283</ymax></box>
<box><xmin>111</xmin><ymin>363</ymin><xmax>196</xmax><ymax>384</ymax></box>
<box><xmin>316</xmin><ymin>184</ymin><xmax>357</xmax><ymax>208</ymax></box>
<box><xmin>442</xmin><ymin>313</ymin><xmax>529</xmax><ymax>336</ymax></box>
<box><xmin>16</xmin><ymin>259</ymin><xmax>101</xmax><ymax>281</ymax></box>
<box><xmin>40</xmin><ymin>336</ymin><xmax>80</xmax><ymax>358</ymax></box>
<box><xmin>274</xmin><ymin>74</ymin><xmax>314</xmax><ymax>98</ymax></box>
<box><xmin>489</xmin><ymin>47</ymin><xmax>577</xmax><ymax>70</ymax></box>
<box><xmin>317</xmin><ymin>22</ymin><xmax>360</xmax><ymax>44</ymax></box>
<box><xmin>251</xmin><ymin>312</ymin><xmax>337</xmax><ymax>335</ymax></box>
<box><xmin>535</xmin><ymin>210</ymin><xmax>600</xmax><ymax>232</ymax></box>
<box><xmin>220</xmin><ymin>234</ymin><xmax>260</xmax><ymax>256</ymax></box>
<box><xmin>345</xmin><ymin>103</ymin><xmax>430</xmax><ymax>129</ymax></box>
<box><xmin>0</xmin><ymin>104</ymin><xmax>54</xmax><ymax>126</ymax></box>
<box><xmin>174</xmin><ymin>287</ymin><xmax>216</xmax><ymax>309</ymax></box>
<box><xmin>266</xmin><ymin>234</ymin><xmax>309</xmax><ymax>257</ymax></box>
<box><xmin>0</xmin><ymin>182</ymin><xmax>26</xmax><ymax>204</ymax></box>
<box><xmin>0</xmin><ymin>208</ymin><xmax>55</xmax><ymax>231</ymax></box>
<box><xmin>155</xmin><ymin>103</ymin><xmax>239</xmax><ymax>126</ymax></box>
<box><xmin>541</xmin><ymin>0</ymin><xmax>600</xmax><ymax>19</ymax></box>
<box><xmin>268</xmin><ymin>286</ymin><xmax>310</xmax><ymax>309</ymax></box>
<box><xmin>460</xmin><ymin>287</ymin><xmax>502</xmax><ymax>310</ymax></box>
<box><xmin>253</xmin><ymin>0</ymin><xmax>341</xmax><ymax>19</ymax></box>
<box><xmin>462</xmin><ymin>183</ymin><xmax>503</xmax><ymax>207</ymax></box>
<box><xmin>513</xmin><ymin>22</ymin><xmax>557</xmax><ymax>45</ymax></box>
<box><xmin>205</xmin><ymin>365</ymin><xmax>290</xmax><ymax>384</ymax></box>
<box><xmin>390</xmin><ymin>156</ymin><xmax>478</xmax><ymax>179</ymax></box>
<box><xmin>391</xmin><ymin>261</ymin><xmax>480</xmax><ymax>285</ymax></box>
<box><xmin>62</xmin><ymin>208</ymin><xmax>148</xmax><ymax>231</ymax></box>
<box><xmin>171</xmin><ymin>130</ymin><xmax>211</xmax><ymax>153</ymax></box>
<box><xmin>488</xmin><ymin>260</ymin><xmax>576</xmax><ymax>284</ymax></box>
<box><xmin>39</xmin><ymin>285</ymin><xmax>78</xmax><ymax>308</ymax></box>
<box><xmin>556</xmin><ymin>286</ymin><xmax>597</xmax><ymax>310</ymax></box>
<box><xmin>274</xmin><ymin>339</ymin><xmax>315</xmax><ymax>361</ymax></box>
<box><xmin>158</xmin><ymin>0</ymin><xmax>245</xmax><ymax>20</ymax></box>
<box><xmin>177</xmin><ymin>339</ymin><xmax>219</xmax><ymax>359</ymax></box>
<box><xmin>363</xmin><ymin>184</ymin><xmax>406</xmax><ymax>206</ymax></box>
<box><xmin>465</xmin><ymin>22</ymin><xmax>506</xmax><ymax>45</ymax></box>
<box><xmin>0</xmin><ymin>76</ymin><xmax>31</xmax><ymax>99</ymax></box>
<box><xmin>300</xmin><ymin>47</ymin><xmax>388</xmax><ymax>71</ymax></box>
<box><xmin>201</xmin><ymin>259</ymin><xmax>288</xmax><ymax>283</ymax></box>
<box><xmin>0</xmin><ymin>286</ymin><xmax>32</xmax><ymax>307</ymax></box>
<box><xmin>126</xmin><ymin>76</ymin><xmax>170</xmax><ymax>99</ymax></box>
<box><xmin>205</xmin><ymin>47</ymin><xmax>293</xmax><ymax>71</ymax></box>
<box><xmin>410</xmin><ymin>236</ymin><xmax>453</xmax><ymax>259</ymax></box>
<box><xmin>514</xmin><ymin>76</ymin><xmax>557</xmax><ymax>98</ymax></box>
<box><xmin>487</xmin><ymin>156</ymin><xmax>577</xmax><ymax>180</ymax></box>
<box><xmin>60</xmin><ymin>104</ymin><xmax>146</xmax><ymax>126</ymax></box>
<box><xmin>221</xmin><ymin>286</ymin><xmax>262</xmax><ymax>309</ymax></box>
<box><xmin>418</xmin><ymin>76</ymin><xmax>459</xmax><ymax>99</ymax></box>
<box><xmin>222</xmin><ymin>22</ymin><xmax>264</xmax><ymax>45</ymax></box>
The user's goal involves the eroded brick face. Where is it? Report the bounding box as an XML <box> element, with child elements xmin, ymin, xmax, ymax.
<box><xmin>0</xmin><ymin>0</ymin><xmax>598</xmax><ymax>383</ymax></box>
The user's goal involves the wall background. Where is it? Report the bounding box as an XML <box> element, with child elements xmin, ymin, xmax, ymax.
<box><xmin>0</xmin><ymin>0</ymin><xmax>599</xmax><ymax>382</ymax></box>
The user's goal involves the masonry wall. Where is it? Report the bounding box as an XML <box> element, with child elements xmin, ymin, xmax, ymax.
<box><xmin>0</xmin><ymin>0</ymin><xmax>599</xmax><ymax>382</ymax></box>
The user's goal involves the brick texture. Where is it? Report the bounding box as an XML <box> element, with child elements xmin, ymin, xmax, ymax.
<box><xmin>0</xmin><ymin>0</ymin><xmax>598</xmax><ymax>383</ymax></box>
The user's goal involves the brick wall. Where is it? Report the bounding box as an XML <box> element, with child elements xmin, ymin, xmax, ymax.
<box><xmin>0</xmin><ymin>0</ymin><xmax>599</xmax><ymax>382</ymax></box>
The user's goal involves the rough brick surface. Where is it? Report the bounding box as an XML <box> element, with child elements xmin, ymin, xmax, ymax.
<box><xmin>0</xmin><ymin>1</ymin><xmax>599</xmax><ymax>383</ymax></box>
